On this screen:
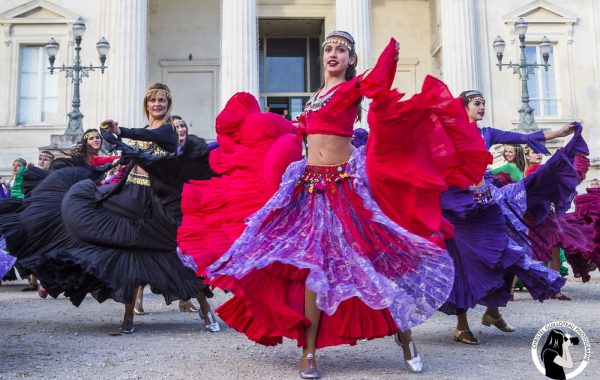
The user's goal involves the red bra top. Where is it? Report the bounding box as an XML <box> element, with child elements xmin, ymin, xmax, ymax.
<box><xmin>298</xmin><ymin>39</ymin><xmax>399</xmax><ymax>137</ymax></box>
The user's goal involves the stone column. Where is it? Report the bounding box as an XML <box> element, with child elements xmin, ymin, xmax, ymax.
<box><xmin>220</xmin><ymin>0</ymin><xmax>258</xmax><ymax>108</ymax></box>
<box><xmin>335</xmin><ymin>0</ymin><xmax>371</xmax><ymax>128</ymax></box>
<box><xmin>335</xmin><ymin>0</ymin><xmax>370</xmax><ymax>74</ymax></box>
<box><xmin>98</xmin><ymin>0</ymin><xmax>148</xmax><ymax>129</ymax></box>
<box><xmin>440</xmin><ymin>0</ymin><xmax>483</xmax><ymax>96</ymax></box>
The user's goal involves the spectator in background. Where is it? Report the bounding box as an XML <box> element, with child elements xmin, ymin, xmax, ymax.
<box><xmin>8</xmin><ymin>158</ymin><xmax>27</xmax><ymax>199</ymax></box>
<box><xmin>283</xmin><ymin>108</ymin><xmax>292</xmax><ymax>121</ymax></box>
<box><xmin>172</xmin><ymin>115</ymin><xmax>189</xmax><ymax>149</ymax></box>
<box><xmin>36</xmin><ymin>151</ymin><xmax>55</xmax><ymax>170</ymax></box>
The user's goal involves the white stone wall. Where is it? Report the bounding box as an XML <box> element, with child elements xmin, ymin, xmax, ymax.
<box><xmin>148</xmin><ymin>0</ymin><xmax>221</xmax><ymax>140</ymax></box>
<box><xmin>481</xmin><ymin>0</ymin><xmax>600</xmax><ymax>180</ymax></box>
<box><xmin>371</xmin><ymin>0</ymin><xmax>433</xmax><ymax>96</ymax></box>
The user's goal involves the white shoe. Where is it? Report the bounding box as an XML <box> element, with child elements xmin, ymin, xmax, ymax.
<box><xmin>395</xmin><ymin>334</ymin><xmax>423</xmax><ymax>373</ymax></box>
<box><xmin>200</xmin><ymin>311</ymin><xmax>221</xmax><ymax>332</ymax></box>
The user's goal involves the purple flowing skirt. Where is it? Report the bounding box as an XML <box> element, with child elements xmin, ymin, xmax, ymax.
<box><xmin>440</xmin><ymin>176</ymin><xmax>565</xmax><ymax>315</ymax></box>
<box><xmin>0</xmin><ymin>236</ymin><xmax>16</xmax><ymax>279</ymax></box>
<box><xmin>208</xmin><ymin>146</ymin><xmax>454</xmax><ymax>333</ymax></box>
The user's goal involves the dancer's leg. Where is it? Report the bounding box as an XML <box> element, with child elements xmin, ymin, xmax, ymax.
<box><xmin>485</xmin><ymin>306</ymin><xmax>500</xmax><ymax>318</ymax></box>
<box><xmin>482</xmin><ymin>306</ymin><xmax>515</xmax><ymax>332</ymax></box>
<box><xmin>179</xmin><ymin>298</ymin><xmax>199</xmax><ymax>312</ymax></box>
<box><xmin>134</xmin><ymin>285</ymin><xmax>145</xmax><ymax>314</ymax></box>
<box><xmin>120</xmin><ymin>303</ymin><xmax>135</xmax><ymax>333</ymax></box>
<box><xmin>395</xmin><ymin>329</ymin><xmax>423</xmax><ymax>372</ymax></box>
<box><xmin>196</xmin><ymin>292</ymin><xmax>220</xmax><ymax>332</ymax></box>
<box><xmin>397</xmin><ymin>330</ymin><xmax>418</xmax><ymax>360</ymax></box>
<box><xmin>300</xmin><ymin>288</ymin><xmax>321</xmax><ymax>371</ymax></box>
<box><xmin>454</xmin><ymin>312</ymin><xmax>479</xmax><ymax>344</ymax></box>
<box><xmin>124</xmin><ymin>303</ymin><xmax>134</xmax><ymax>320</ymax></box>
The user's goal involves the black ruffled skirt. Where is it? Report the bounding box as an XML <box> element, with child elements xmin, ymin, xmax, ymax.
<box><xmin>0</xmin><ymin>166</ymin><xmax>210</xmax><ymax>306</ymax></box>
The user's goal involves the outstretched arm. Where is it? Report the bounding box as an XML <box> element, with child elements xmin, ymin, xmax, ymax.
<box><xmin>543</xmin><ymin>122</ymin><xmax>576</xmax><ymax>140</ymax></box>
<box><xmin>486</xmin><ymin>122</ymin><xmax>577</xmax><ymax>154</ymax></box>
<box><xmin>101</xmin><ymin>119</ymin><xmax>177</xmax><ymax>149</ymax></box>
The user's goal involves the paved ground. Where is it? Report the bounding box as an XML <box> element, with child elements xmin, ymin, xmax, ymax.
<box><xmin>1</xmin><ymin>272</ymin><xmax>599</xmax><ymax>380</ymax></box>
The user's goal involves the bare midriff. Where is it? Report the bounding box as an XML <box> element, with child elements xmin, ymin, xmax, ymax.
<box><xmin>306</xmin><ymin>134</ymin><xmax>354</xmax><ymax>165</ymax></box>
<box><xmin>132</xmin><ymin>166</ymin><xmax>149</xmax><ymax>176</ymax></box>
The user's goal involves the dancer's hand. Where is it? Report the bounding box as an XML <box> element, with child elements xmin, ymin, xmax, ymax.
<box><xmin>100</xmin><ymin>119</ymin><xmax>120</xmax><ymax>135</ymax></box>
<box><xmin>394</xmin><ymin>42</ymin><xmax>400</xmax><ymax>61</ymax></box>
<box><xmin>557</xmin><ymin>122</ymin><xmax>576</xmax><ymax>137</ymax></box>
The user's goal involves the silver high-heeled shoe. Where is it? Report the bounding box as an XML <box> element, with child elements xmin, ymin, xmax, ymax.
<box><xmin>395</xmin><ymin>334</ymin><xmax>423</xmax><ymax>373</ymax></box>
<box><xmin>299</xmin><ymin>353</ymin><xmax>321</xmax><ymax>379</ymax></box>
<box><xmin>200</xmin><ymin>310</ymin><xmax>221</xmax><ymax>332</ymax></box>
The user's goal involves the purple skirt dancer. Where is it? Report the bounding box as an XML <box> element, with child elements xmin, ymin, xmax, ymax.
<box><xmin>440</xmin><ymin>124</ymin><xmax>588</xmax><ymax>314</ymax></box>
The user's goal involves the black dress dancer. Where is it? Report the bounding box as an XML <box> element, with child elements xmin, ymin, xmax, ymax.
<box><xmin>0</xmin><ymin>83</ymin><xmax>217</xmax><ymax>333</ymax></box>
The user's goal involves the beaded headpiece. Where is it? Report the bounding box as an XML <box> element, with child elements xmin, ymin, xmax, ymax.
<box><xmin>144</xmin><ymin>88</ymin><xmax>172</xmax><ymax>99</ymax></box>
<box><xmin>14</xmin><ymin>158</ymin><xmax>27</xmax><ymax>166</ymax></box>
<box><xmin>173</xmin><ymin>119</ymin><xmax>187</xmax><ymax>128</ymax></box>
<box><xmin>84</xmin><ymin>130</ymin><xmax>101</xmax><ymax>141</ymax></box>
<box><xmin>460</xmin><ymin>90</ymin><xmax>484</xmax><ymax>103</ymax></box>
<box><xmin>322</xmin><ymin>30</ymin><xmax>355</xmax><ymax>50</ymax></box>
<box><xmin>39</xmin><ymin>150</ymin><xmax>55</xmax><ymax>160</ymax></box>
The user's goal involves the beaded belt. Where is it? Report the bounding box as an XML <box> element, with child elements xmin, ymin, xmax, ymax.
<box><xmin>299</xmin><ymin>162</ymin><xmax>349</xmax><ymax>193</ymax></box>
<box><xmin>126</xmin><ymin>172</ymin><xmax>151</xmax><ymax>186</ymax></box>
<box><xmin>472</xmin><ymin>185</ymin><xmax>494</xmax><ymax>204</ymax></box>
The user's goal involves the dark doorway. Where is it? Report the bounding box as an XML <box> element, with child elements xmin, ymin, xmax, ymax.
<box><xmin>258</xmin><ymin>18</ymin><xmax>324</xmax><ymax>120</ymax></box>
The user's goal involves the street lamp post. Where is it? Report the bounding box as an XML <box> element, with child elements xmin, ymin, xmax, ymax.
<box><xmin>45</xmin><ymin>18</ymin><xmax>110</xmax><ymax>135</ymax></box>
<box><xmin>492</xmin><ymin>18</ymin><xmax>552</xmax><ymax>131</ymax></box>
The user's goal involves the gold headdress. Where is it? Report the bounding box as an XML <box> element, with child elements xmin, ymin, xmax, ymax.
<box><xmin>83</xmin><ymin>130</ymin><xmax>100</xmax><ymax>141</ymax></box>
<box><xmin>144</xmin><ymin>88</ymin><xmax>172</xmax><ymax>99</ymax></box>
<box><xmin>460</xmin><ymin>90</ymin><xmax>484</xmax><ymax>103</ymax></box>
<box><xmin>322</xmin><ymin>30</ymin><xmax>355</xmax><ymax>51</ymax></box>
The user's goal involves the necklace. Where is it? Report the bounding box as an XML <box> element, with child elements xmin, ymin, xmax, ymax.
<box><xmin>304</xmin><ymin>89</ymin><xmax>337</xmax><ymax>116</ymax></box>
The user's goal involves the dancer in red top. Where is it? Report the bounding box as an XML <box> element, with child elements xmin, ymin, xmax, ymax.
<box><xmin>178</xmin><ymin>31</ymin><xmax>490</xmax><ymax>378</ymax></box>
<box><xmin>524</xmin><ymin>146</ymin><xmax>543</xmax><ymax>177</ymax></box>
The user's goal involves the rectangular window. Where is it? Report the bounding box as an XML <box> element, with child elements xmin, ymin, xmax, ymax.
<box><xmin>18</xmin><ymin>46</ymin><xmax>58</xmax><ymax>124</ymax></box>
<box><xmin>525</xmin><ymin>45</ymin><xmax>558</xmax><ymax>117</ymax></box>
<box><xmin>265</xmin><ymin>38</ymin><xmax>306</xmax><ymax>93</ymax></box>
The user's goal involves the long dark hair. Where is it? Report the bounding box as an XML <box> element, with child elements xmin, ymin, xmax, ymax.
<box><xmin>504</xmin><ymin>144</ymin><xmax>526</xmax><ymax>172</ymax></box>
<box><xmin>345</xmin><ymin>46</ymin><xmax>357</xmax><ymax>81</ymax></box>
<box><xmin>63</xmin><ymin>128</ymin><xmax>102</xmax><ymax>159</ymax></box>
<box><xmin>541</xmin><ymin>329</ymin><xmax>565</xmax><ymax>361</ymax></box>
<box><xmin>345</xmin><ymin>38</ymin><xmax>362</xmax><ymax>122</ymax></box>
